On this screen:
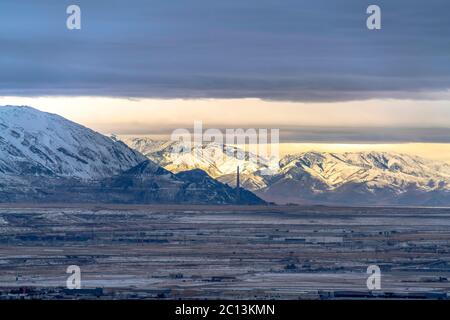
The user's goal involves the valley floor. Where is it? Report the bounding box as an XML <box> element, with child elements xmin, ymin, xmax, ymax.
<box><xmin>0</xmin><ymin>204</ymin><xmax>449</xmax><ymax>299</ymax></box>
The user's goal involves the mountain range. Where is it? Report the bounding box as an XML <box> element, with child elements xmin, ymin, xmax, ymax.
<box><xmin>0</xmin><ymin>106</ymin><xmax>263</xmax><ymax>205</ymax></box>
<box><xmin>2</xmin><ymin>105</ymin><xmax>450</xmax><ymax>207</ymax></box>
<box><xmin>122</xmin><ymin>137</ymin><xmax>450</xmax><ymax>206</ymax></box>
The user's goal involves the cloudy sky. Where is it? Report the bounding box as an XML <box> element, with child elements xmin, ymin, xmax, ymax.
<box><xmin>1</xmin><ymin>0</ymin><xmax>450</xmax><ymax>157</ymax></box>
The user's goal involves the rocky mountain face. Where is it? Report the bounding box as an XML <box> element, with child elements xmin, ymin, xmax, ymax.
<box><xmin>258</xmin><ymin>152</ymin><xmax>450</xmax><ymax>206</ymax></box>
<box><xmin>122</xmin><ymin>137</ymin><xmax>450</xmax><ymax>206</ymax></box>
<box><xmin>0</xmin><ymin>106</ymin><xmax>265</xmax><ymax>205</ymax></box>
<box><xmin>120</xmin><ymin>137</ymin><xmax>273</xmax><ymax>190</ymax></box>
<box><xmin>93</xmin><ymin>161</ymin><xmax>264</xmax><ymax>205</ymax></box>
<box><xmin>5</xmin><ymin>105</ymin><xmax>448</xmax><ymax>206</ymax></box>
<box><xmin>174</xmin><ymin>169</ymin><xmax>264</xmax><ymax>205</ymax></box>
<box><xmin>0</xmin><ymin>106</ymin><xmax>146</xmax><ymax>180</ymax></box>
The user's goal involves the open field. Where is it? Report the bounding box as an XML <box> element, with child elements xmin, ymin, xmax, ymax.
<box><xmin>0</xmin><ymin>204</ymin><xmax>450</xmax><ymax>299</ymax></box>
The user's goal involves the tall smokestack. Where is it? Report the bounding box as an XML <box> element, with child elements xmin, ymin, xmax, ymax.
<box><xmin>236</xmin><ymin>165</ymin><xmax>240</xmax><ymax>203</ymax></box>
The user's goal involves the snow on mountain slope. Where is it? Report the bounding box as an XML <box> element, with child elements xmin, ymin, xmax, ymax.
<box><xmin>0</xmin><ymin>106</ymin><xmax>146</xmax><ymax>180</ymax></box>
<box><xmin>120</xmin><ymin>137</ymin><xmax>272</xmax><ymax>190</ymax></box>
<box><xmin>275</xmin><ymin>151</ymin><xmax>450</xmax><ymax>192</ymax></box>
<box><xmin>121</xmin><ymin>136</ymin><xmax>450</xmax><ymax>205</ymax></box>
<box><xmin>122</xmin><ymin>137</ymin><xmax>450</xmax><ymax>192</ymax></box>
<box><xmin>258</xmin><ymin>151</ymin><xmax>450</xmax><ymax>205</ymax></box>
<box><xmin>0</xmin><ymin>109</ymin><xmax>265</xmax><ymax>205</ymax></box>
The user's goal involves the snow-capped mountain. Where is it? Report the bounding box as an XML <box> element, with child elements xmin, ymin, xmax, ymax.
<box><xmin>258</xmin><ymin>152</ymin><xmax>450</xmax><ymax>205</ymax></box>
<box><xmin>0</xmin><ymin>106</ymin><xmax>265</xmax><ymax>205</ymax></box>
<box><xmin>121</xmin><ymin>137</ymin><xmax>450</xmax><ymax>206</ymax></box>
<box><xmin>0</xmin><ymin>106</ymin><xmax>146</xmax><ymax>180</ymax></box>
<box><xmin>273</xmin><ymin>151</ymin><xmax>450</xmax><ymax>192</ymax></box>
<box><xmin>120</xmin><ymin>137</ymin><xmax>273</xmax><ymax>190</ymax></box>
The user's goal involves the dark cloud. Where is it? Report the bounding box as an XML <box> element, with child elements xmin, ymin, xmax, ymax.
<box><xmin>1</xmin><ymin>0</ymin><xmax>449</xmax><ymax>101</ymax></box>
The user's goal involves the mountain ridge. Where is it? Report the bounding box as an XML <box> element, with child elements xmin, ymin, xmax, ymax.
<box><xmin>0</xmin><ymin>106</ymin><xmax>265</xmax><ymax>205</ymax></box>
<box><xmin>121</xmin><ymin>136</ymin><xmax>450</xmax><ymax>206</ymax></box>
<box><xmin>0</xmin><ymin>106</ymin><xmax>146</xmax><ymax>180</ymax></box>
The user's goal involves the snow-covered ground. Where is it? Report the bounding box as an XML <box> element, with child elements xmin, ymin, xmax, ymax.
<box><xmin>0</xmin><ymin>205</ymin><xmax>450</xmax><ymax>299</ymax></box>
